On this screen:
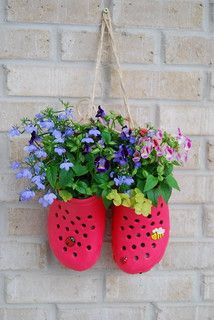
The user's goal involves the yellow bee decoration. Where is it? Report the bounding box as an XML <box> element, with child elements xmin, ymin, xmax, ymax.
<box><xmin>151</xmin><ymin>227</ymin><xmax>165</xmax><ymax>240</ymax></box>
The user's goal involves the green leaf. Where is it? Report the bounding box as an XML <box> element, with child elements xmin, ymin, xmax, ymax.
<box><xmin>59</xmin><ymin>169</ymin><xmax>74</xmax><ymax>188</ymax></box>
<box><xmin>146</xmin><ymin>188</ymin><xmax>161</xmax><ymax>206</ymax></box>
<box><xmin>160</xmin><ymin>183</ymin><xmax>172</xmax><ymax>203</ymax></box>
<box><xmin>59</xmin><ymin>190</ymin><xmax>73</xmax><ymax>202</ymax></box>
<box><xmin>74</xmin><ymin>181</ymin><xmax>92</xmax><ymax>196</ymax></box>
<box><xmin>102</xmin><ymin>130</ymin><xmax>111</xmax><ymax>144</ymax></box>
<box><xmin>164</xmin><ymin>163</ymin><xmax>173</xmax><ymax>176</ymax></box>
<box><xmin>144</xmin><ymin>174</ymin><xmax>158</xmax><ymax>192</ymax></box>
<box><xmin>137</xmin><ymin>179</ymin><xmax>146</xmax><ymax>192</ymax></box>
<box><xmin>72</xmin><ymin>163</ymin><xmax>88</xmax><ymax>176</ymax></box>
<box><xmin>165</xmin><ymin>174</ymin><xmax>180</xmax><ymax>191</ymax></box>
<box><xmin>46</xmin><ymin>164</ymin><xmax>58</xmax><ymax>188</ymax></box>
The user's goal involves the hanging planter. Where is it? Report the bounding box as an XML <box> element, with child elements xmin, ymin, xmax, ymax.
<box><xmin>48</xmin><ymin>196</ymin><xmax>105</xmax><ymax>271</ymax></box>
<box><xmin>112</xmin><ymin>197</ymin><xmax>169</xmax><ymax>274</ymax></box>
<box><xmin>9</xmin><ymin>8</ymin><xmax>192</xmax><ymax>273</ymax></box>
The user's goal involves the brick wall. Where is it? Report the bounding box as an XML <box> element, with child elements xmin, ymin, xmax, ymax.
<box><xmin>0</xmin><ymin>0</ymin><xmax>214</xmax><ymax>319</ymax></box>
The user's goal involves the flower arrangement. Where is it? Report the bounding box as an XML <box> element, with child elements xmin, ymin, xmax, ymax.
<box><xmin>9</xmin><ymin>103</ymin><xmax>191</xmax><ymax>215</ymax></box>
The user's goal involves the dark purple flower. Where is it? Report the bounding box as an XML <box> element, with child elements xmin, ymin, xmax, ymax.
<box><xmin>114</xmin><ymin>145</ymin><xmax>129</xmax><ymax>166</ymax></box>
<box><xmin>95</xmin><ymin>106</ymin><xmax>105</xmax><ymax>118</ymax></box>
<box><xmin>54</xmin><ymin>147</ymin><xmax>66</xmax><ymax>156</ymax></box>
<box><xmin>29</xmin><ymin>131</ymin><xmax>39</xmax><ymax>145</ymax></box>
<box><xmin>83</xmin><ymin>144</ymin><xmax>91</xmax><ymax>154</ymax></box>
<box><xmin>19</xmin><ymin>189</ymin><xmax>35</xmax><ymax>201</ymax></box>
<box><xmin>95</xmin><ymin>156</ymin><xmax>110</xmax><ymax>172</ymax></box>
<box><xmin>121</xmin><ymin>126</ymin><xmax>136</xmax><ymax>144</ymax></box>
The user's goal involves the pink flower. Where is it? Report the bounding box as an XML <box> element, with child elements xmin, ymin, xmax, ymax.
<box><xmin>141</xmin><ymin>144</ymin><xmax>152</xmax><ymax>159</ymax></box>
<box><xmin>133</xmin><ymin>150</ymin><xmax>141</xmax><ymax>163</ymax></box>
<box><xmin>164</xmin><ymin>146</ymin><xmax>175</xmax><ymax>161</ymax></box>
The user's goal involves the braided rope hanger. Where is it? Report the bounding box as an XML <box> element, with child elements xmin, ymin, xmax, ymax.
<box><xmin>87</xmin><ymin>8</ymin><xmax>134</xmax><ymax>128</ymax></box>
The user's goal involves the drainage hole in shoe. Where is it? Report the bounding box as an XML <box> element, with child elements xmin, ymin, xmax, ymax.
<box><xmin>161</xmin><ymin>203</ymin><xmax>163</xmax><ymax>207</ymax></box>
<box><xmin>55</xmin><ymin>213</ymin><xmax>58</xmax><ymax>217</ymax></box>
<box><xmin>146</xmin><ymin>232</ymin><xmax>150</xmax><ymax>237</ymax></box>
<box><xmin>82</xmin><ymin>223</ymin><xmax>86</xmax><ymax>228</ymax></box>
<box><xmin>147</xmin><ymin>214</ymin><xmax>152</xmax><ymax>219</ymax></box>
<box><xmin>63</xmin><ymin>247</ymin><xmax>67</xmax><ymax>252</ymax></box>
<box><xmin>76</xmin><ymin>216</ymin><xmax>81</xmax><ymax>221</ymax></box>
<box><xmin>75</xmin><ymin>230</ymin><xmax>79</xmax><ymax>234</ymax></box>
<box><xmin>83</xmin><ymin>233</ymin><xmax>88</xmax><ymax>238</ymax></box>
<box><xmin>91</xmin><ymin>225</ymin><xmax>95</xmax><ymax>230</ymax></box>
<box><xmin>135</xmin><ymin>219</ymin><xmax>140</xmax><ymax>223</ymax></box>
<box><xmin>73</xmin><ymin>252</ymin><xmax>77</xmax><ymax>257</ymax></box>
<box><xmin>160</xmin><ymin>220</ymin><xmax>163</xmax><ymax>224</ymax></box>
<box><xmin>136</xmin><ymin>233</ymin><xmax>141</xmax><ymax>237</ymax></box>
<box><xmin>62</xmin><ymin>215</ymin><xmax>66</xmax><ymax>220</ymax></box>
<box><xmin>150</xmin><ymin>221</ymin><xmax>155</xmax><ymax>226</ymax></box>
<box><xmin>122</xmin><ymin>246</ymin><xmax>126</xmax><ymax>251</ymax></box>
<box><xmin>120</xmin><ymin>226</ymin><xmax>124</xmax><ymax>231</ymax></box>
<box><xmin>59</xmin><ymin>236</ymin><xmax>63</xmax><ymax>241</ymax></box>
<box><xmin>123</xmin><ymin>215</ymin><xmax>128</xmax><ymax>220</ymax></box>
<box><xmin>57</xmin><ymin>224</ymin><xmax>60</xmax><ymax>229</ymax></box>
<box><xmin>65</xmin><ymin>209</ymin><xmax>69</xmax><ymax>214</ymax></box>
<box><xmin>87</xmin><ymin>215</ymin><xmax>92</xmax><ymax>219</ymax></box>
<box><xmin>87</xmin><ymin>245</ymin><xmax>91</xmax><ymax>250</ymax></box>
<box><xmin>141</xmin><ymin>225</ymin><xmax>146</xmax><ymax>229</ymax></box>
<box><xmin>129</xmin><ymin>225</ymin><xmax>134</xmax><ymax>229</ymax></box>
<box><xmin>132</xmin><ymin>244</ymin><xmax>137</xmax><ymax>249</ymax></box>
<box><xmin>65</xmin><ymin>227</ymin><xmax>69</xmax><ymax>231</ymax></box>
<box><xmin>141</xmin><ymin>243</ymin><xmax>145</xmax><ymax>247</ymax></box>
<box><xmin>145</xmin><ymin>253</ymin><xmax>150</xmax><ymax>258</ymax></box>
<box><xmin>127</xmin><ymin>235</ymin><xmax>131</xmax><ymax>239</ymax></box>
<box><xmin>77</xmin><ymin>242</ymin><xmax>81</xmax><ymax>247</ymax></box>
<box><xmin>157</xmin><ymin>211</ymin><xmax>161</xmax><ymax>216</ymax></box>
<box><xmin>58</xmin><ymin>205</ymin><xmax>62</xmax><ymax>210</ymax></box>
<box><xmin>134</xmin><ymin>256</ymin><xmax>139</xmax><ymax>261</ymax></box>
<box><xmin>151</xmin><ymin>243</ymin><xmax>156</xmax><ymax>248</ymax></box>
<box><xmin>70</xmin><ymin>220</ymin><xmax>75</xmax><ymax>225</ymax></box>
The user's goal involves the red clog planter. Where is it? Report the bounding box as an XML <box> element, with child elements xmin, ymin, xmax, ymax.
<box><xmin>48</xmin><ymin>196</ymin><xmax>105</xmax><ymax>271</ymax></box>
<box><xmin>112</xmin><ymin>197</ymin><xmax>169</xmax><ymax>274</ymax></box>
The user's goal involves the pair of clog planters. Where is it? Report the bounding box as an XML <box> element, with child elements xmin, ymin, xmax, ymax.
<box><xmin>48</xmin><ymin>196</ymin><xmax>169</xmax><ymax>274</ymax></box>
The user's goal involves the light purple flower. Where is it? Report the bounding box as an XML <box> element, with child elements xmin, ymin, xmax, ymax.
<box><xmin>16</xmin><ymin>168</ymin><xmax>32</xmax><ymax>179</ymax></box>
<box><xmin>39</xmin><ymin>120</ymin><xmax>54</xmax><ymax>130</ymax></box>
<box><xmin>31</xmin><ymin>175</ymin><xmax>45</xmax><ymax>190</ymax></box>
<box><xmin>24</xmin><ymin>144</ymin><xmax>37</xmax><ymax>153</ymax></box>
<box><xmin>114</xmin><ymin>176</ymin><xmax>134</xmax><ymax>187</ymax></box>
<box><xmin>35</xmin><ymin>113</ymin><xmax>43</xmax><ymax>119</ymax></box>
<box><xmin>34</xmin><ymin>162</ymin><xmax>43</xmax><ymax>174</ymax></box>
<box><xmin>60</xmin><ymin>161</ymin><xmax>74</xmax><ymax>171</ymax></box>
<box><xmin>9</xmin><ymin>127</ymin><xmax>20</xmax><ymax>137</ymax></box>
<box><xmin>35</xmin><ymin>149</ymin><xmax>47</xmax><ymax>158</ymax></box>
<box><xmin>65</xmin><ymin>128</ymin><xmax>74</xmax><ymax>137</ymax></box>
<box><xmin>39</xmin><ymin>192</ymin><xmax>57</xmax><ymax>207</ymax></box>
<box><xmin>81</xmin><ymin>136</ymin><xmax>94</xmax><ymax>144</ymax></box>
<box><xmin>25</xmin><ymin>124</ymin><xmax>37</xmax><ymax>134</ymax></box>
<box><xmin>19</xmin><ymin>189</ymin><xmax>35</xmax><ymax>201</ymax></box>
<box><xmin>58</xmin><ymin>108</ymin><xmax>73</xmax><ymax>120</ymax></box>
<box><xmin>147</xmin><ymin>130</ymin><xmax>156</xmax><ymax>138</ymax></box>
<box><xmin>11</xmin><ymin>161</ymin><xmax>20</xmax><ymax>170</ymax></box>
<box><xmin>54</xmin><ymin>147</ymin><xmax>66</xmax><ymax>156</ymax></box>
<box><xmin>52</xmin><ymin>129</ymin><xmax>64</xmax><ymax>143</ymax></box>
<box><xmin>88</xmin><ymin>128</ymin><xmax>101</xmax><ymax>137</ymax></box>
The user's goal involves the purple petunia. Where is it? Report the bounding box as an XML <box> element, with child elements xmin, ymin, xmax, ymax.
<box><xmin>9</xmin><ymin>126</ymin><xmax>20</xmax><ymax>137</ymax></box>
<box><xmin>16</xmin><ymin>168</ymin><xmax>32</xmax><ymax>180</ymax></box>
<box><xmin>114</xmin><ymin>145</ymin><xmax>129</xmax><ymax>166</ymax></box>
<box><xmin>121</xmin><ymin>126</ymin><xmax>136</xmax><ymax>144</ymax></box>
<box><xmin>141</xmin><ymin>145</ymin><xmax>152</xmax><ymax>159</ymax></box>
<box><xmin>19</xmin><ymin>189</ymin><xmax>35</xmax><ymax>201</ymax></box>
<box><xmin>95</xmin><ymin>105</ymin><xmax>105</xmax><ymax>118</ymax></box>
<box><xmin>39</xmin><ymin>192</ymin><xmax>57</xmax><ymax>207</ymax></box>
<box><xmin>95</xmin><ymin>157</ymin><xmax>110</xmax><ymax>173</ymax></box>
<box><xmin>114</xmin><ymin>176</ymin><xmax>134</xmax><ymax>187</ymax></box>
<box><xmin>60</xmin><ymin>161</ymin><xmax>74</xmax><ymax>171</ymax></box>
<box><xmin>88</xmin><ymin>128</ymin><xmax>101</xmax><ymax>137</ymax></box>
<box><xmin>54</xmin><ymin>146</ymin><xmax>66</xmax><ymax>156</ymax></box>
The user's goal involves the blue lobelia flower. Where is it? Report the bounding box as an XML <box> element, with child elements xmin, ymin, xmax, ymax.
<box><xmin>34</xmin><ymin>162</ymin><xmax>43</xmax><ymax>174</ymax></box>
<box><xmin>81</xmin><ymin>135</ymin><xmax>94</xmax><ymax>144</ymax></box>
<box><xmin>25</xmin><ymin>124</ymin><xmax>37</xmax><ymax>134</ymax></box>
<box><xmin>35</xmin><ymin>149</ymin><xmax>47</xmax><ymax>158</ymax></box>
<box><xmin>114</xmin><ymin>176</ymin><xmax>134</xmax><ymax>186</ymax></box>
<box><xmin>58</xmin><ymin>108</ymin><xmax>73</xmax><ymax>120</ymax></box>
<box><xmin>60</xmin><ymin>161</ymin><xmax>74</xmax><ymax>171</ymax></box>
<box><xmin>95</xmin><ymin>156</ymin><xmax>110</xmax><ymax>173</ymax></box>
<box><xmin>31</xmin><ymin>175</ymin><xmax>45</xmax><ymax>190</ymax></box>
<box><xmin>24</xmin><ymin>144</ymin><xmax>37</xmax><ymax>153</ymax></box>
<box><xmin>9</xmin><ymin>126</ymin><xmax>20</xmax><ymax>137</ymax></box>
<box><xmin>39</xmin><ymin>192</ymin><xmax>57</xmax><ymax>207</ymax></box>
<box><xmin>64</xmin><ymin>128</ymin><xmax>74</xmax><ymax>137</ymax></box>
<box><xmin>54</xmin><ymin>146</ymin><xmax>66</xmax><ymax>156</ymax></box>
<box><xmin>52</xmin><ymin>129</ymin><xmax>64</xmax><ymax>143</ymax></box>
<box><xmin>19</xmin><ymin>189</ymin><xmax>35</xmax><ymax>201</ymax></box>
<box><xmin>88</xmin><ymin>128</ymin><xmax>101</xmax><ymax>137</ymax></box>
<box><xmin>16</xmin><ymin>168</ymin><xmax>32</xmax><ymax>180</ymax></box>
<box><xmin>11</xmin><ymin>161</ymin><xmax>21</xmax><ymax>170</ymax></box>
<box><xmin>39</xmin><ymin>120</ymin><xmax>54</xmax><ymax>130</ymax></box>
